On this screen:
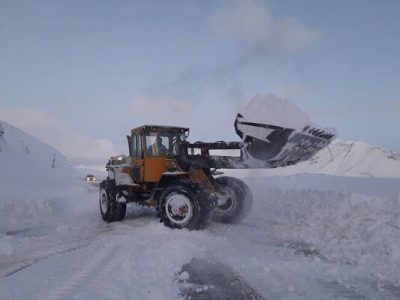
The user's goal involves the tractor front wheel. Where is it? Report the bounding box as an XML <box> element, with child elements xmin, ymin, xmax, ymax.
<box><xmin>99</xmin><ymin>180</ymin><xmax>126</xmax><ymax>222</ymax></box>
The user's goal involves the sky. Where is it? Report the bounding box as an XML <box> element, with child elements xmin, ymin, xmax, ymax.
<box><xmin>0</xmin><ymin>0</ymin><xmax>399</xmax><ymax>167</ymax></box>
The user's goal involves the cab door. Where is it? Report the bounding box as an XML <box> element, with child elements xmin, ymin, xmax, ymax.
<box><xmin>143</xmin><ymin>134</ymin><xmax>169</xmax><ymax>182</ymax></box>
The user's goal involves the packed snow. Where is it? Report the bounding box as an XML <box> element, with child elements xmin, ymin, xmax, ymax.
<box><xmin>1</xmin><ymin>119</ymin><xmax>400</xmax><ymax>299</ymax></box>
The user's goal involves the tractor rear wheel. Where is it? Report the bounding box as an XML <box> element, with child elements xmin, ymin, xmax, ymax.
<box><xmin>159</xmin><ymin>181</ymin><xmax>214</xmax><ymax>230</ymax></box>
<box><xmin>99</xmin><ymin>180</ymin><xmax>126</xmax><ymax>222</ymax></box>
<box><xmin>213</xmin><ymin>176</ymin><xmax>253</xmax><ymax>224</ymax></box>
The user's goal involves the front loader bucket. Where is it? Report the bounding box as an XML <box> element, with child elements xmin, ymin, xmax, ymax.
<box><xmin>186</xmin><ymin>94</ymin><xmax>337</xmax><ymax>170</ymax></box>
<box><xmin>235</xmin><ymin>114</ymin><xmax>336</xmax><ymax>168</ymax></box>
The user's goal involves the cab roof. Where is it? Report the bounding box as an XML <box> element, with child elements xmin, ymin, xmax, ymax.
<box><xmin>131</xmin><ymin>125</ymin><xmax>189</xmax><ymax>134</ymax></box>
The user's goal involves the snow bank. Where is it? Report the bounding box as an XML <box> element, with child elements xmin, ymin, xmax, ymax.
<box><xmin>0</xmin><ymin>120</ymin><xmax>101</xmax><ymax>268</ymax></box>
<box><xmin>304</xmin><ymin>139</ymin><xmax>400</xmax><ymax>178</ymax></box>
<box><xmin>0</xmin><ymin>120</ymin><xmax>77</xmax><ymax>181</ymax></box>
<box><xmin>244</xmin><ymin>176</ymin><xmax>400</xmax><ymax>286</ymax></box>
<box><xmin>0</xmin><ymin>120</ymin><xmax>90</xmax><ymax>238</ymax></box>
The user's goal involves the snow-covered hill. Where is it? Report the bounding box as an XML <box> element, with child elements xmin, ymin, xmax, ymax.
<box><xmin>0</xmin><ymin>120</ymin><xmax>89</xmax><ymax>235</ymax></box>
<box><xmin>299</xmin><ymin>139</ymin><xmax>400</xmax><ymax>178</ymax></box>
<box><xmin>0</xmin><ymin>120</ymin><xmax>76</xmax><ymax>181</ymax></box>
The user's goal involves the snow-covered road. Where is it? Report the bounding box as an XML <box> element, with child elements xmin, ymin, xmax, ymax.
<box><xmin>1</xmin><ymin>176</ymin><xmax>400</xmax><ymax>300</ymax></box>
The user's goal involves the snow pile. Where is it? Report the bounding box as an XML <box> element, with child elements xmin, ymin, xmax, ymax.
<box><xmin>0</xmin><ymin>120</ymin><xmax>75</xmax><ymax>180</ymax></box>
<box><xmin>239</xmin><ymin>93</ymin><xmax>312</xmax><ymax>130</ymax></box>
<box><xmin>0</xmin><ymin>120</ymin><xmax>88</xmax><ymax>236</ymax></box>
<box><xmin>254</xmin><ymin>188</ymin><xmax>399</xmax><ymax>265</ymax></box>
<box><xmin>300</xmin><ymin>139</ymin><xmax>400</xmax><ymax>178</ymax></box>
<box><xmin>243</xmin><ymin>177</ymin><xmax>400</xmax><ymax>294</ymax></box>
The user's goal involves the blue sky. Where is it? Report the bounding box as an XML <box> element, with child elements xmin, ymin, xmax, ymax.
<box><xmin>0</xmin><ymin>0</ymin><xmax>399</xmax><ymax>165</ymax></box>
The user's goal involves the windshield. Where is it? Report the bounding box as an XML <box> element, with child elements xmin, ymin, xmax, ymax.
<box><xmin>145</xmin><ymin>130</ymin><xmax>186</xmax><ymax>156</ymax></box>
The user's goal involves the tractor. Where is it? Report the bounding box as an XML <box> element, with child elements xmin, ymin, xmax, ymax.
<box><xmin>99</xmin><ymin>115</ymin><xmax>335</xmax><ymax>230</ymax></box>
<box><xmin>99</xmin><ymin>125</ymin><xmax>253</xmax><ymax>229</ymax></box>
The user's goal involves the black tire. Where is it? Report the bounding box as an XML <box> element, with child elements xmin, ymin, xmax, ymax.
<box><xmin>213</xmin><ymin>176</ymin><xmax>253</xmax><ymax>224</ymax></box>
<box><xmin>99</xmin><ymin>180</ymin><xmax>127</xmax><ymax>222</ymax></box>
<box><xmin>159</xmin><ymin>181</ymin><xmax>215</xmax><ymax>230</ymax></box>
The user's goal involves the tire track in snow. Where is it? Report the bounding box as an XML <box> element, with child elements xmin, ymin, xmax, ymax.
<box><xmin>4</xmin><ymin>241</ymin><xmax>92</xmax><ymax>278</ymax></box>
<box><xmin>43</xmin><ymin>244</ymin><xmax>117</xmax><ymax>300</ymax></box>
<box><xmin>2</xmin><ymin>224</ymin><xmax>113</xmax><ymax>278</ymax></box>
<box><xmin>80</xmin><ymin>244</ymin><xmax>128</xmax><ymax>298</ymax></box>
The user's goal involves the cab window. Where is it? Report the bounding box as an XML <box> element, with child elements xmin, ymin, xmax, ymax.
<box><xmin>146</xmin><ymin>133</ymin><xmax>170</xmax><ymax>156</ymax></box>
<box><xmin>131</xmin><ymin>134</ymin><xmax>143</xmax><ymax>158</ymax></box>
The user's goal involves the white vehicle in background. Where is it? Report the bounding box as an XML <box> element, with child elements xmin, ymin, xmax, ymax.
<box><xmin>85</xmin><ymin>174</ymin><xmax>96</xmax><ymax>182</ymax></box>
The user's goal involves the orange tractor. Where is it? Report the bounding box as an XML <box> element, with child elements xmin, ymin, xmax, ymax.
<box><xmin>99</xmin><ymin>114</ymin><xmax>335</xmax><ymax>230</ymax></box>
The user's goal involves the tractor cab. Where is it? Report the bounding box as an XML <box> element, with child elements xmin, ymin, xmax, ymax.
<box><xmin>128</xmin><ymin>125</ymin><xmax>189</xmax><ymax>158</ymax></box>
<box><xmin>126</xmin><ymin>125</ymin><xmax>189</xmax><ymax>183</ymax></box>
